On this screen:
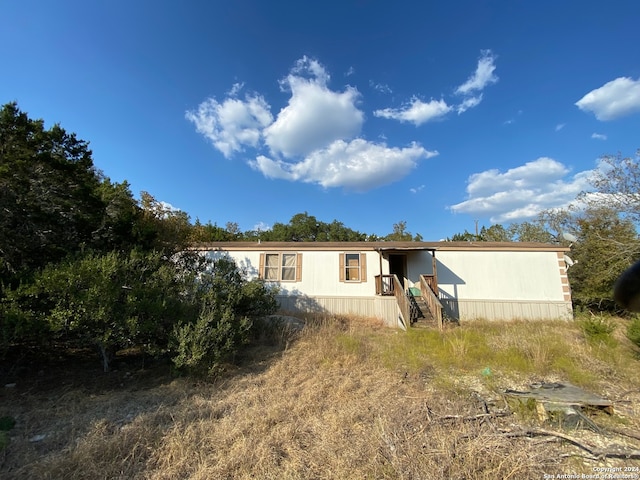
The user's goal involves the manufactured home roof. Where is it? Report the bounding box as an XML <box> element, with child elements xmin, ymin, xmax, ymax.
<box><xmin>190</xmin><ymin>241</ymin><xmax>570</xmax><ymax>252</ymax></box>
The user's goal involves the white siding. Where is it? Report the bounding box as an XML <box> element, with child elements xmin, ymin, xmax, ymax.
<box><xmin>442</xmin><ymin>299</ymin><xmax>573</xmax><ymax>321</ymax></box>
<box><xmin>436</xmin><ymin>251</ymin><xmax>565</xmax><ymax>301</ymax></box>
<box><xmin>204</xmin><ymin>246</ymin><xmax>572</xmax><ymax>323</ymax></box>
<box><xmin>206</xmin><ymin>249</ymin><xmax>381</xmax><ymax>297</ymax></box>
<box><xmin>277</xmin><ymin>295</ymin><xmax>401</xmax><ymax>327</ymax></box>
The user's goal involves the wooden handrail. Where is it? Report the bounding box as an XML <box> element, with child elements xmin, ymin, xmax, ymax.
<box><xmin>375</xmin><ymin>274</ymin><xmax>395</xmax><ymax>295</ymax></box>
<box><xmin>422</xmin><ymin>274</ymin><xmax>438</xmax><ymax>296</ymax></box>
<box><xmin>392</xmin><ymin>275</ymin><xmax>411</xmax><ymax>328</ymax></box>
<box><xmin>419</xmin><ymin>274</ymin><xmax>443</xmax><ymax>330</ymax></box>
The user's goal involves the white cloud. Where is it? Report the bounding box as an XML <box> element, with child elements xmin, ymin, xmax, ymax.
<box><xmin>375</xmin><ymin>50</ymin><xmax>498</xmax><ymax>125</ymax></box>
<box><xmin>251</xmin><ymin>139</ymin><xmax>437</xmax><ymax>192</ymax></box>
<box><xmin>263</xmin><ymin>56</ymin><xmax>364</xmax><ymax>157</ymax></box>
<box><xmin>591</xmin><ymin>132</ymin><xmax>607</xmax><ymax>140</ymax></box>
<box><xmin>253</xmin><ymin>221</ymin><xmax>271</xmax><ymax>231</ymax></box>
<box><xmin>188</xmin><ymin>56</ymin><xmax>441</xmax><ymax>191</ymax></box>
<box><xmin>455</xmin><ymin>50</ymin><xmax>499</xmax><ymax>95</ymax></box>
<box><xmin>345</xmin><ymin>66</ymin><xmax>355</xmax><ymax>77</ymax></box>
<box><xmin>159</xmin><ymin>200</ymin><xmax>180</xmax><ymax>213</ymax></box>
<box><xmin>185</xmin><ymin>94</ymin><xmax>273</xmax><ymax>158</ymax></box>
<box><xmin>370</xmin><ymin>80</ymin><xmax>392</xmax><ymax>94</ymax></box>
<box><xmin>575</xmin><ymin>77</ymin><xmax>640</xmax><ymax>120</ymax></box>
<box><xmin>504</xmin><ymin>110</ymin><xmax>523</xmax><ymax>125</ymax></box>
<box><xmin>227</xmin><ymin>82</ymin><xmax>245</xmax><ymax>96</ymax></box>
<box><xmin>456</xmin><ymin>95</ymin><xmax>483</xmax><ymax>114</ymax></box>
<box><xmin>410</xmin><ymin>184</ymin><xmax>425</xmax><ymax>194</ymax></box>
<box><xmin>555</xmin><ymin>123</ymin><xmax>565</xmax><ymax>131</ymax></box>
<box><xmin>450</xmin><ymin>157</ymin><xmax>594</xmax><ymax>223</ymax></box>
<box><xmin>374</xmin><ymin>97</ymin><xmax>452</xmax><ymax>126</ymax></box>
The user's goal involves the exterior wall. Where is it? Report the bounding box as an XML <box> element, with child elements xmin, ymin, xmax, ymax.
<box><xmin>206</xmin><ymin>248</ymin><xmax>382</xmax><ymax>297</ymax></box>
<box><xmin>205</xmin><ymin>248</ymin><xmax>401</xmax><ymax>326</ymax></box>
<box><xmin>436</xmin><ymin>250</ymin><xmax>565</xmax><ymax>301</ymax></box>
<box><xmin>435</xmin><ymin>250</ymin><xmax>572</xmax><ymax>321</ymax></box>
<box><xmin>276</xmin><ymin>294</ymin><xmax>401</xmax><ymax>328</ymax></box>
<box><xmin>442</xmin><ymin>299</ymin><xmax>573</xmax><ymax>321</ymax></box>
<box><xmin>404</xmin><ymin>251</ymin><xmax>435</xmax><ymax>287</ymax></box>
<box><xmin>203</xmin><ymin>244</ymin><xmax>573</xmax><ymax>324</ymax></box>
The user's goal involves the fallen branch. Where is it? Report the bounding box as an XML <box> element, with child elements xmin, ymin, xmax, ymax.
<box><xmin>500</xmin><ymin>427</ymin><xmax>640</xmax><ymax>460</ymax></box>
<box><xmin>607</xmin><ymin>426</ymin><xmax>640</xmax><ymax>442</ymax></box>
<box><xmin>438</xmin><ymin>411</ymin><xmax>510</xmax><ymax>423</ymax></box>
<box><xmin>617</xmin><ymin>388</ymin><xmax>640</xmax><ymax>400</ymax></box>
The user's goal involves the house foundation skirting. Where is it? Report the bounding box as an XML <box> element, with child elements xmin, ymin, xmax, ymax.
<box><xmin>441</xmin><ymin>298</ymin><xmax>573</xmax><ymax>321</ymax></box>
<box><xmin>275</xmin><ymin>295</ymin><xmax>400</xmax><ymax>327</ymax></box>
<box><xmin>275</xmin><ymin>295</ymin><xmax>573</xmax><ymax>327</ymax></box>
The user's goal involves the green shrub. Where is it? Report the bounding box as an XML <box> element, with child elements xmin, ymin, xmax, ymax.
<box><xmin>578</xmin><ymin>316</ymin><xmax>617</xmax><ymax>347</ymax></box>
<box><xmin>170</xmin><ymin>257</ymin><xmax>278</xmax><ymax>377</ymax></box>
<box><xmin>626</xmin><ymin>317</ymin><xmax>640</xmax><ymax>349</ymax></box>
<box><xmin>172</xmin><ymin>307</ymin><xmax>252</xmax><ymax>376</ymax></box>
<box><xmin>30</xmin><ymin>249</ymin><xmax>191</xmax><ymax>371</ymax></box>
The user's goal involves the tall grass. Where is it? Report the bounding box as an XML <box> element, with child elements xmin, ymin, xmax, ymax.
<box><xmin>1</xmin><ymin>314</ymin><xmax>639</xmax><ymax>479</ymax></box>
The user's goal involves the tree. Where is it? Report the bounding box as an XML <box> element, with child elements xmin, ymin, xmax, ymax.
<box><xmin>189</xmin><ymin>220</ymin><xmax>237</xmax><ymax>242</ymax></box>
<box><xmin>135</xmin><ymin>191</ymin><xmax>191</xmax><ymax>252</ymax></box>
<box><xmin>0</xmin><ymin>103</ymin><xmax>105</xmax><ymax>280</ymax></box>
<box><xmin>446</xmin><ymin>224</ymin><xmax>499</xmax><ymax>242</ymax></box>
<box><xmin>567</xmin><ymin>206</ymin><xmax>640</xmax><ymax>311</ymax></box>
<box><xmin>508</xmin><ymin>221</ymin><xmax>556</xmax><ymax>243</ymax></box>
<box><xmin>0</xmin><ymin>103</ymin><xmax>281</xmax><ymax>376</ymax></box>
<box><xmin>30</xmin><ymin>249</ymin><xmax>191</xmax><ymax>371</ymax></box>
<box><xmin>93</xmin><ymin>178</ymin><xmax>142</xmax><ymax>251</ymax></box>
<box><xmin>448</xmin><ymin>222</ymin><xmax>556</xmax><ymax>243</ymax></box>
<box><xmin>448</xmin><ymin>230</ymin><xmax>479</xmax><ymax>241</ymax></box>
<box><xmin>479</xmin><ymin>224</ymin><xmax>512</xmax><ymax>242</ymax></box>
<box><xmin>261</xmin><ymin>213</ymin><xmax>366</xmax><ymax>242</ymax></box>
<box><xmin>583</xmin><ymin>149</ymin><xmax>640</xmax><ymax>222</ymax></box>
<box><xmin>385</xmin><ymin>221</ymin><xmax>422</xmax><ymax>241</ymax></box>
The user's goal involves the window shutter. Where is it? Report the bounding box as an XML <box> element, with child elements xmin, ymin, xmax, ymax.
<box><xmin>339</xmin><ymin>253</ymin><xmax>345</xmax><ymax>282</ymax></box>
<box><xmin>258</xmin><ymin>253</ymin><xmax>265</xmax><ymax>279</ymax></box>
<box><xmin>296</xmin><ymin>253</ymin><xmax>302</xmax><ymax>282</ymax></box>
<box><xmin>360</xmin><ymin>253</ymin><xmax>367</xmax><ymax>282</ymax></box>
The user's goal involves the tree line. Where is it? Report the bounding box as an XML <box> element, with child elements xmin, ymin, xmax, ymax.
<box><xmin>1</xmin><ymin>103</ymin><xmax>638</xmax><ymax>373</ymax></box>
<box><xmin>0</xmin><ymin>103</ymin><xmax>278</xmax><ymax>373</ymax></box>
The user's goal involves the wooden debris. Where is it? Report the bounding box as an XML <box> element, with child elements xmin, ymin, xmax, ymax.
<box><xmin>500</xmin><ymin>427</ymin><xmax>640</xmax><ymax>460</ymax></box>
<box><xmin>504</xmin><ymin>382</ymin><xmax>613</xmax><ymax>431</ymax></box>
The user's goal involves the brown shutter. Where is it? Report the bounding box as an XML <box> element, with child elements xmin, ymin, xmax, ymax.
<box><xmin>295</xmin><ymin>253</ymin><xmax>302</xmax><ymax>282</ymax></box>
<box><xmin>339</xmin><ymin>253</ymin><xmax>345</xmax><ymax>282</ymax></box>
<box><xmin>360</xmin><ymin>253</ymin><xmax>367</xmax><ymax>282</ymax></box>
<box><xmin>258</xmin><ymin>253</ymin><xmax>265</xmax><ymax>279</ymax></box>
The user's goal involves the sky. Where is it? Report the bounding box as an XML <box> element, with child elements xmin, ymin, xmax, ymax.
<box><xmin>2</xmin><ymin>1</ymin><xmax>639</xmax><ymax>240</ymax></box>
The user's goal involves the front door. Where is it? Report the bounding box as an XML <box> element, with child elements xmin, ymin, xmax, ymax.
<box><xmin>389</xmin><ymin>254</ymin><xmax>407</xmax><ymax>290</ymax></box>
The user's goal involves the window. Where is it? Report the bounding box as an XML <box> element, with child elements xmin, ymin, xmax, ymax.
<box><xmin>339</xmin><ymin>252</ymin><xmax>367</xmax><ymax>283</ymax></box>
<box><xmin>259</xmin><ymin>253</ymin><xmax>302</xmax><ymax>282</ymax></box>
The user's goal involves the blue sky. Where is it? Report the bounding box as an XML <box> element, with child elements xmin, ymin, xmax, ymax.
<box><xmin>2</xmin><ymin>1</ymin><xmax>639</xmax><ymax>240</ymax></box>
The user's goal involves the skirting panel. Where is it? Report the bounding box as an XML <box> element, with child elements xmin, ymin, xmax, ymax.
<box><xmin>275</xmin><ymin>295</ymin><xmax>400</xmax><ymax>327</ymax></box>
<box><xmin>440</xmin><ymin>298</ymin><xmax>573</xmax><ymax>321</ymax></box>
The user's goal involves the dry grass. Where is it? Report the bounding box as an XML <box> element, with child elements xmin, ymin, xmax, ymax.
<box><xmin>1</xmin><ymin>315</ymin><xmax>639</xmax><ymax>479</ymax></box>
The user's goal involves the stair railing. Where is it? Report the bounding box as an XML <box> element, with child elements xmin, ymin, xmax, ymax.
<box><xmin>419</xmin><ymin>274</ymin><xmax>444</xmax><ymax>330</ymax></box>
<box><xmin>391</xmin><ymin>275</ymin><xmax>412</xmax><ymax>328</ymax></box>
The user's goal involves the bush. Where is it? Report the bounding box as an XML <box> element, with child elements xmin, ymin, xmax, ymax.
<box><xmin>170</xmin><ymin>257</ymin><xmax>278</xmax><ymax>377</ymax></box>
<box><xmin>26</xmin><ymin>249</ymin><xmax>194</xmax><ymax>371</ymax></box>
<box><xmin>626</xmin><ymin>317</ymin><xmax>640</xmax><ymax>349</ymax></box>
<box><xmin>172</xmin><ymin>306</ymin><xmax>252</xmax><ymax>376</ymax></box>
<box><xmin>578</xmin><ymin>316</ymin><xmax>617</xmax><ymax>347</ymax></box>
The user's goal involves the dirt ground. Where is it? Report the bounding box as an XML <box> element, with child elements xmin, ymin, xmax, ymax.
<box><xmin>1</xmin><ymin>321</ymin><xmax>640</xmax><ymax>479</ymax></box>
